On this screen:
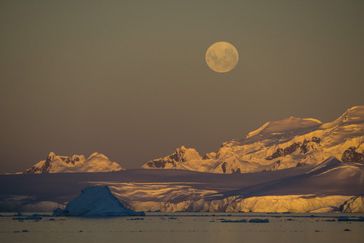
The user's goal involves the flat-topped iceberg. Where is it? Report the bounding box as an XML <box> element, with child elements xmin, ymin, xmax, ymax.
<box><xmin>57</xmin><ymin>186</ymin><xmax>144</xmax><ymax>217</ymax></box>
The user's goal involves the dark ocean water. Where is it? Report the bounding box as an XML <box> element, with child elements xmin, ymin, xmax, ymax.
<box><xmin>1</xmin><ymin>213</ymin><xmax>363</xmax><ymax>243</ymax></box>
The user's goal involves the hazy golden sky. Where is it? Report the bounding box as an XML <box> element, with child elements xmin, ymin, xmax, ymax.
<box><xmin>0</xmin><ymin>0</ymin><xmax>363</xmax><ymax>172</ymax></box>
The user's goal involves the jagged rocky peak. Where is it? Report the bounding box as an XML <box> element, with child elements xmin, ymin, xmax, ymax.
<box><xmin>143</xmin><ymin>146</ymin><xmax>202</xmax><ymax>169</ymax></box>
<box><xmin>46</xmin><ymin>152</ymin><xmax>85</xmax><ymax>164</ymax></box>
<box><xmin>173</xmin><ymin>146</ymin><xmax>202</xmax><ymax>162</ymax></box>
<box><xmin>47</xmin><ymin>152</ymin><xmax>56</xmax><ymax>161</ymax></box>
<box><xmin>246</xmin><ymin>116</ymin><xmax>322</xmax><ymax>140</ymax></box>
<box><xmin>25</xmin><ymin>152</ymin><xmax>123</xmax><ymax>174</ymax></box>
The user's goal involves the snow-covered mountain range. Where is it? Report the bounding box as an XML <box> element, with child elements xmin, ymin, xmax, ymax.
<box><xmin>143</xmin><ymin>105</ymin><xmax>364</xmax><ymax>173</ymax></box>
<box><xmin>25</xmin><ymin>152</ymin><xmax>123</xmax><ymax>174</ymax></box>
<box><xmin>2</xmin><ymin>156</ymin><xmax>363</xmax><ymax>213</ymax></box>
<box><xmin>23</xmin><ymin>105</ymin><xmax>364</xmax><ymax>175</ymax></box>
<box><xmin>2</xmin><ymin>105</ymin><xmax>363</xmax><ymax>214</ymax></box>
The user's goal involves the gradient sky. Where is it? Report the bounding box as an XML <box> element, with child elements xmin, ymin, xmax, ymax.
<box><xmin>1</xmin><ymin>0</ymin><xmax>364</xmax><ymax>172</ymax></box>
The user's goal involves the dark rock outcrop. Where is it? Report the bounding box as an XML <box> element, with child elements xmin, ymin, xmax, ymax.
<box><xmin>342</xmin><ymin>147</ymin><xmax>364</xmax><ymax>163</ymax></box>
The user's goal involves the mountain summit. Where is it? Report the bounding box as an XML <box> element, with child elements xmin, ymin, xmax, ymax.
<box><xmin>25</xmin><ymin>152</ymin><xmax>123</xmax><ymax>174</ymax></box>
<box><xmin>143</xmin><ymin>105</ymin><xmax>364</xmax><ymax>173</ymax></box>
<box><xmin>246</xmin><ymin>116</ymin><xmax>322</xmax><ymax>140</ymax></box>
<box><xmin>143</xmin><ymin>146</ymin><xmax>202</xmax><ymax>169</ymax></box>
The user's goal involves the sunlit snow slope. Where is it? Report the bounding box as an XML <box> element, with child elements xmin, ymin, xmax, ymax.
<box><xmin>143</xmin><ymin>106</ymin><xmax>364</xmax><ymax>173</ymax></box>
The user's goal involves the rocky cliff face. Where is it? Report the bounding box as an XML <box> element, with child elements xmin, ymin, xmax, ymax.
<box><xmin>25</xmin><ymin>152</ymin><xmax>123</xmax><ymax>174</ymax></box>
<box><xmin>143</xmin><ymin>105</ymin><xmax>364</xmax><ymax>173</ymax></box>
<box><xmin>342</xmin><ymin>147</ymin><xmax>364</xmax><ymax>163</ymax></box>
<box><xmin>341</xmin><ymin>196</ymin><xmax>364</xmax><ymax>213</ymax></box>
<box><xmin>155</xmin><ymin>195</ymin><xmax>360</xmax><ymax>213</ymax></box>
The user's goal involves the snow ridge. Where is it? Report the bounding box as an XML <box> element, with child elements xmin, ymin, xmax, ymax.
<box><xmin>25</xmin><ymin>152</ymin><xmax>123</xmax><ymax>174</ymax></box>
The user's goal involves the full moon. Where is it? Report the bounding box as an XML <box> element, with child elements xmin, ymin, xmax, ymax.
<box><xmin>205</xmin><ymin>41</ymin><xmax>239</xmax><ymax>73</ymax></box>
